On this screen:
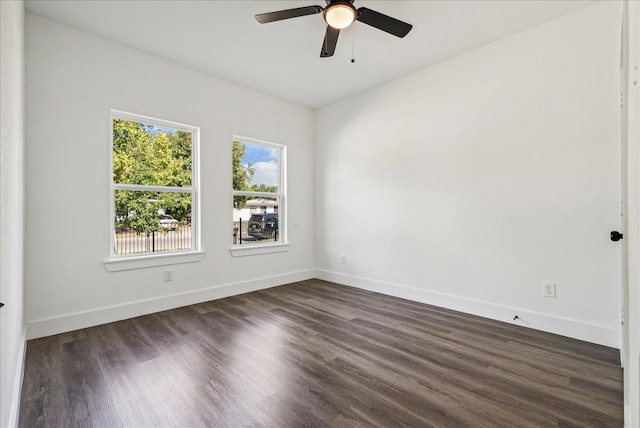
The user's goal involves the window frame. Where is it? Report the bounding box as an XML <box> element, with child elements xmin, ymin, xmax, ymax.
<box><xmin>231</xmin><ymin>135</ymin><xmax>288</xmax><ymax>256</ymax></box>
<box><xmin>106</xmin><ymin>110</ymin><xmax>202</xmax><ymax>269</ymax></box>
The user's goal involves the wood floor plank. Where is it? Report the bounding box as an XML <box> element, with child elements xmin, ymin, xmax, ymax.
<box><xmin>18</xmin><ymin>336</ymin><xmax>72</xmax><ymax>427</ymax></box>
<box><xmin>19</xmin><ymin>279</ymin><xmax>623</xmax><ymax>427</ymax></box>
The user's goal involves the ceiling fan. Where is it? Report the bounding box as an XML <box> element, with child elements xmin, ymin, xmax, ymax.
<box><xmin>255</xmin><ymin>0</ymin><xmax>412</xmax><ymax>58</ymax></box>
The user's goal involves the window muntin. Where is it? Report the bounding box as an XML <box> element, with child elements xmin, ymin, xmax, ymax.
<box><xmin>232</xmin><ymin>137</ymin><xmax>285</xmax><ymax>246</ymax></box>
<box><xmin>110</xmin><ymin>111</ymin><xmax>199</xmax><ymax>257</ymax></box>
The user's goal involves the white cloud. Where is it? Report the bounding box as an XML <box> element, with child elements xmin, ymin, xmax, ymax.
<box><xmin>265</xmin><ymin>147</ymin><xmax>278</xmax><ymax>161</ymax></box>
<box><xmin>251</xmin><ymin>161</ymin><xmax>278</xmax><ymax>186</ymax></box>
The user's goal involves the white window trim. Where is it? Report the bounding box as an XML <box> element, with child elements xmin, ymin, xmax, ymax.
<box><xmin>104</xmin><ymin>251</ymin><xmax>205</xmax><ymax>272</ymax></box>
<box><xmin>229</xmin><ymin>243</ymin><xmax>290</xmax><ymax>257</ymax></box>
<box><xmin>230</xmin><ymin>135</ymin><xmax>288</xmax><ymax>256</ymax></box>
<box><xmin>106</xmin><ymin>110</ymin><xmax>202</xmax><ymax>269</ymax></box>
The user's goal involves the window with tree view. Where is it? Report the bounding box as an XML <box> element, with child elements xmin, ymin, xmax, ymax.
<box><xmin>232</xmin><ymin>137</ymin><xmax>285</xmax><ymax>246</ymax></box>
<box><xmin>111</xmin><ymin>111</ymin><xmax>199</xmax><ymax>257</ymax></box>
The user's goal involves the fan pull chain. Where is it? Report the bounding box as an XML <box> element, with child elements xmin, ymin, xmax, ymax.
<box><xmin>351</xmin><ymin>24</ymin><xmax>356</xmax><ymax>63</ymax></box>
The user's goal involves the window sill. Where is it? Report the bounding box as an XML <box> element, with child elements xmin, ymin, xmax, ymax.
<box><xmin>104</xmin><ymin>251</ymin><xmax>205</xmax><ymax>272</ymax></box>
<box><xmin>229</xmin><ymin>243</ymin><xmax>289</xmax><ymax>257</ymax></box>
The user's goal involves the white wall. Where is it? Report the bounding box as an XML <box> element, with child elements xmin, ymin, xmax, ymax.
<box><xmin>623</xmin><ymin>1</ymin><xmax>640</xmax><ymax>425</ymax></box>
<box><xmin>25</xmin><ymin>14</ymin><xmax>315</xmax><ymax>338</ymax></box>
<box><xmin>315</xmin><ymin>2</ymin><xmax>623</xmax><ymax>347</ymax></box>
<box><xmin>0</xmin><ymin>1</ymin><xmax>26</xmax><ymax>426</ymax></box>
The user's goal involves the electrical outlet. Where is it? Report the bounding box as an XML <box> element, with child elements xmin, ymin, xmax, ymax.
<box><xmin>543</xmin><ymin>282</ymin><xmax>556</xmax><ymax>298</ymax></box>
<box><xmin>164</xmin><ymin>270</ymin><xmax>174</xmax><ymax>282</ymax></box>
<box><xmin>340</xmin><ymin>255</ymin><xmax>347</xmax><ymax>264</ymax></box>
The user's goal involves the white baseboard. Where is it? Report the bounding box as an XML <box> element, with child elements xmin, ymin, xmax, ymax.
<box><xmin>624</xmin><ymin>403</ymin><xmax>632</xmax><ymax>428</ymax></box>
<box><xmin>8</xmin><ymin>327</ymin><xmax>26</xmax><ymax>428</ymax></box>
<box><xmin>316</xmin><ymin>269</ymin><xmax>620</xmax><ymax>348</ymax></box>
<box><xmin>26</xmin><ymin>269</ymin><xmax>314</xmax><ymax>340</ymax></box>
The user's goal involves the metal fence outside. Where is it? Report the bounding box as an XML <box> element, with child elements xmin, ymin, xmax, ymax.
<box><xmin>114</xmin><ymin>225</ymin><xmax>192</xmax><ymax>255</ymax></box>
<box><xmin>233</xmin><ymin>218</ymin><xmax>279</xmax><ymax>245</ymax></box>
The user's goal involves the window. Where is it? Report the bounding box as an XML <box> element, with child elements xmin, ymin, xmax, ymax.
<box><xmin>232</xmin><ymin>137</ymin><xmax>285</xmax><ymax>248</ymax></box>
<box><xmin>110</xmin><ymin>111</ymin><xmax>199</xmax><ymax>259</ymax></box>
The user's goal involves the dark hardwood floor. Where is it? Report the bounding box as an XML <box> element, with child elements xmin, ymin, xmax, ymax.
<box><xmin>18</xmin><ymin>279</ymin><xmax>623</xmax><ymax>427</ymax></box>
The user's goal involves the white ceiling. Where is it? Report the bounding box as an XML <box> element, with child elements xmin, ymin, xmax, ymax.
<box><xmin>25</xmin><ymin>0</ymin><xmax>598</xmax><ymax>109</ymax></box>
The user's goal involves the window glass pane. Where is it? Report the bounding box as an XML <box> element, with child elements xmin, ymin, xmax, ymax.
<box><xmin>232</xmin><ymin>141</ymin><xmax>278</xmax><ymax>192</ymax></box>
<box><xmin>113</xmin><ymin>118</ymin><xmax>192</xmax><ymax>187</ymax></box>
<box><xmin>114</xmin><ymin>190</ymin><xmax>192</xmax><ymax>255</ymax></box>
<box><xmin>233</xmin><ymin>198</ymin><xmax>279</xmax><ymax>245</ymax></box>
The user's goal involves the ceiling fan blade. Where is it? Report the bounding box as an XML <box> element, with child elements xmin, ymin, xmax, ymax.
<box><xmin>255</xmin><ymin>5</ymin><xmax>323</xmax><ymax>24</ymax></box>
<box><xmin>356</xmin><ymin>7</ymin><xmax>412</xmax><ymax>38</ymax></box>
<box><xmin>320</xmin><ymin>25</ymin><xmax>340</xmax><ymax>58</ymax></box>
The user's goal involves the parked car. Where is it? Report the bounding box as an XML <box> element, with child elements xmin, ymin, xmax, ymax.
<box><xmin>247</xmin><ymin>213</ymin><xmax>278</xmax><ymax>239</ymax></box>
<box><xmin>158</xmin><ymin>214</ymin><xmax>179</xmax><ymax>230</ymax></box>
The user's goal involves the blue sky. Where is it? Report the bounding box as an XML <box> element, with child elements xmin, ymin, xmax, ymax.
<box><xmin>243</xmin><ymin>144</ymin><xmax>276</xmax><ymax>164</ymax></box>
<box><xmin>242</xmin><ymin>143</ymin><xmax>278</xmax><ymax>187</ymax></box>
<box><xmin>146</xmin><ymin>125</ymin><xmax>177</xmax><ymax>136</ymax></box>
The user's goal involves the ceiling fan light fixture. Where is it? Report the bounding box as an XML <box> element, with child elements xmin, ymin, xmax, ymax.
<box><xmin>255</xmin><ymin>1</ymin><xmax>412</xmax><ymax>58</ymax></box>
<box><xmin>324</xmin><ymin>2</ymin><xmax>356</xmax><ymax>29</ymax></box>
